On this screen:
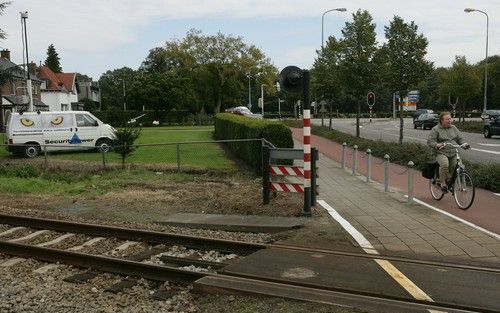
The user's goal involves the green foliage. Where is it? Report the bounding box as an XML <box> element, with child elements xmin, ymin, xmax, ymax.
<box><xmin>0</xmin><ymin>164</ymin><xmax>40</xmax><ymax>178</ymax></box>
<box><xmin>98</xmin><ymin>67</ymin><xmax>136</xmax><ymax>111</ymax></box>
<box><xmin>45</xmin><ymin>44</ymin><xmax>62</xmax><ymax>73</ymax></box>
<box><xmin>113</xmin><ymin>125</ymin><xmax>142</xmax><ymax>168</ymax></box>
<box><xmin>0</xmin><ymin>1</ymin><xmax>10</xmax><ymax>40</ymax></box>
<box><xmin>215</xmin><ymin>113</ymin><xmax>293</xmax><ymax>172</ymax></box>
<box><xmin>454</xmin><ymin>121</ymin><xmax>483</xmax><ymax>133</ymax></box>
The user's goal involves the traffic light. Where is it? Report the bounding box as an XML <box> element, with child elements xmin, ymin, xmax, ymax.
<box><xmin>278</xmin><ymin>66</ymin><xmax>303</xmax><ymax>94</ymax></box>
<box><xmin>367</xmin><ymin>92</ymin><xmax>375</xmax><ymax>107</ymax></box>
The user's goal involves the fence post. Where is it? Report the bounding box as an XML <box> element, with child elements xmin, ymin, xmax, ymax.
<box><xmin>384</xmin><ymin>154</ymin><xmax>390</xmax><ymax>192</ymax></box>
<box><xmin>352</xmin><ymin>145</ymin><xmax>358</xmax><ymax>175</ymax></box>
<box><xmin>176</xmin><ymin>143</ymin><xmax>181</xmax><ymax>172</ymax></box>
<box><xmin>262</xmin><ymin>145</ymin><xmax>270</xmax><ymax>205</ymax></box>
<box><xmin>341</xmin><ymin>142</ymin><xmax>347</xmax><ymax>169</ymax></box>
<box><xmin>366</xmin><ymin>148</ymin><xmax>372</xmax><ymax>182</ymax></box>
<box><xmin>43</xmin><ymin>145</ymin><xmax>48</xmax><ymax>168</ymax></box>
<box><xmin>101</xmin><ymin>149</ymin><xmax>106</xmax><ymax>169</ymax></box>
<box><xmin>407</xmin><ymin>161</ymin><xmax>414</xmax><ymax>203</ymax></box>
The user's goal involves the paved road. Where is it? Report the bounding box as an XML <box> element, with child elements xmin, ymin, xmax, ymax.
<box><xmin>312</xmin><ymin>117</ymin><xmax>500</xmax><ymax>164</ymax></box>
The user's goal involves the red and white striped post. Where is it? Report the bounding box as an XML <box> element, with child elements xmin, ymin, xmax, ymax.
<box><xmin>302</xmin><ymin>70</ymin><xmax>312</xmax><ymax>216</ymax></box>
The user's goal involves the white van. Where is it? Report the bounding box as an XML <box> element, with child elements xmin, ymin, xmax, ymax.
<box><xmin>5</xmin><ymin>111</ymin><xmax>116</xmax><ymax>157</ymax></box>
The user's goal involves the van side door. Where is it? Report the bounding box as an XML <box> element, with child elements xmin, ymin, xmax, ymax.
<box><xmin>74</xmin><ymin>113</ymin><xmax>99</xmax><ymax>148</ymax></box>
<box><xmin>43</xmin><ymin>113</ymin><xmax>75</xmax><ymax>151</ymax></box>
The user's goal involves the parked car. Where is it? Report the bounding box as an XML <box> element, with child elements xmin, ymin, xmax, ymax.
<box><xmin>484</xmin><ymin>113</ymin><xmax>500</xmax><ymax>138</ymax></box>
<box><xmin>225</xmin><ymin>106</ymin><xmax>263</xmax><ymax>119</ymax></box>
<box><xmin>413</xmin><ymin>113</ymin><xmax>438</xmax><ymax>130</ymax></box>
<box><xmin>412</xmin><ymin>109</ymin><xmax>434</xmax><ymax>121</ymax></box>
<box><xmin>481</xmin><ymin>109</ymin><xmax>500</xmax><ymax>121</ymax></box>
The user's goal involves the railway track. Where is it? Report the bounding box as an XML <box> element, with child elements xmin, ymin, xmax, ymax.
<box><xmin>1</xmin><ymin>214</ymin><xmax>498</xmax><ymax>313</ymax></box>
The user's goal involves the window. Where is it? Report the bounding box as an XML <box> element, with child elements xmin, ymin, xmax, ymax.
<box><xmin>75</xmin><ymin>114</ymin><xmax>97</xmax><ymax>127</ymax></box>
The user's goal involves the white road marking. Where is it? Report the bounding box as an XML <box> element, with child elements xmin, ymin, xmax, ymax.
<box><xmin>318</xmin><ymin>200</ymin><xmax>436</xmax><ymax>305</ymax></box>
<box><xmin>477</xmin><ymin>143</ymin><xmax>500</xmax><ymax>147</ymax></box>
<box><xmin>470</xmin><ymin>147</ymin><xmax>500</xmax><ymax>155</ymax></box>
<box><xmin>494</xmin><ymin>193</ymin><xmax>500</xmax><ymax>197</ymax></box>
<box><xmin>411</xmin><ymin>197</ymin><xmax>500</xmax><ymax>240</ymax></box>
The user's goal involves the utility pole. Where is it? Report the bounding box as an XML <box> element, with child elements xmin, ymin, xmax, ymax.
<box><xmin>20</xmin><ymin>11</ymin><xmax>33</xmax><ymax>112</ymax></box>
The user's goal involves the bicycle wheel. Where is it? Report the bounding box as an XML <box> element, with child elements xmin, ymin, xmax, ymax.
<box><xmin>429</xmin><ymin>173</ymin><xmax>444</xmax><ymax>200</ymax></box>
<box><xmin>453</xmin><ymin>172</ymin><xmax>475</xmax><ymax>210</ymax></box>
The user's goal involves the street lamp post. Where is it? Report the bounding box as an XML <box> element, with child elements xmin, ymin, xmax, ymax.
<box><xmin>260</xmin><ymin>84</ymin><xmax>266</xmax><ymax>116</ymax></box>
<box><xmin>20</xmin><ymin>11</ymin><xmax>34</xmax><ymax>112</ymax></box>
<box><xmin>321</xmin><ymin>8</ymin><xmax>347</xmax><ymax>49</ymax></box>
<box><xmin>465</xmin><ymin>8</ymin><xmax>489</xmax><ymax>112</ymax></box>
<box><xmin>246</xmin><ymin>72</ymin><xmax>252</xmax><ymax>109</ymax></box>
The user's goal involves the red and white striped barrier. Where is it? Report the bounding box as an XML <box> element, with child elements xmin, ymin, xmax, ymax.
<box><xmin>269</xmin><ymin>165</ymin><xmax>304</xmax><ymax>177</ymax></box>
<box><xmin>270</xmin><ymin>182</ymin><xmax>304</xmax><ymax>193</ymax></box>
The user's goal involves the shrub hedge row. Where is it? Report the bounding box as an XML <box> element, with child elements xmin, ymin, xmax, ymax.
<box><xmin>283</xmin><ymin>120</ymin><xmax>500</xmax><ymax>193</ymax></box>
<box><xmin>215</xmin><ymin>113</ymin><xmax>294</xmax><ymax>172</ymax></box>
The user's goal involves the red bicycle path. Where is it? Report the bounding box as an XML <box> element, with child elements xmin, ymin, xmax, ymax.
<box><xmin>290</xmin><ymin>127</ymin><xmax>500</xmax><ymax>236</ymax></box>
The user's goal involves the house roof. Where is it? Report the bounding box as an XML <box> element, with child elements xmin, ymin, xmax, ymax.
<box><xmin>37</xmin><ymin>66</ymin><xmax>76</xmax><ymax>92</ymax></box>
<box><xmin>0</xmin><ymin>58</ymin><xmax>39</xmax><ymax>81</ymax></box>
<box><xmin>2</xmin><ymin>95</ymin><xmax>48</xmax><ymax>107</ymax></box>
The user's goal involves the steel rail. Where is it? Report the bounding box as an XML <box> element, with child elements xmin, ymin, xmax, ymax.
<box><xmin>0</xmin><ymin>214</ymin><xmax>264</xmax><ymax>255</ymax></box>
<box><xmin>0</xmin><ymin>240</ymin><xmax>494</xmax><ymax>313</ymax></box>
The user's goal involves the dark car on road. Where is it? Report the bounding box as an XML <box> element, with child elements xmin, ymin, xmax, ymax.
<box><xmin>483</xmin><ymin>111</ymin><xmax>500</xmax><ymax>138</ymax></box>
<box><xmin>413</xmin><ymin>113</ymin><xmax>439</xmax><ymax>130</ymax></box>
<box><xmin>412</xmin><ymin>109</ymin><xmax>434</xmax><ymax>121</ymax></box>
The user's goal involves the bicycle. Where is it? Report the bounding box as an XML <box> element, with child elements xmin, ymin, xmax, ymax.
<box><xmin>429</xmin><ymin>143</ymin><xmax>475</xmax><ymax>210</ymax></box>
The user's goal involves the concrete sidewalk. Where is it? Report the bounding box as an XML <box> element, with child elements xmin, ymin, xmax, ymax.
<box><xmin>292</xmin><ymin>132</ymin><xmax>500</xmax><ymax>265</ymax></box>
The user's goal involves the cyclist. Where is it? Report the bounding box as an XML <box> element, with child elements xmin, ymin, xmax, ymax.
<box><xmin>427</xmin><ymin>112</ymin><xmax>470</xmax><ymax>192</ymax></box>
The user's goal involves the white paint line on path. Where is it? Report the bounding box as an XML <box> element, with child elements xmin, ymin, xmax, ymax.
<box><xmin>477</xmin><ymin>143</ymin><xmax>500</xmax><ymax>147</ymax></box>
<box><xmin>411</xmin><ymin>197</ymin><xmax>500</xmax><ymax>240</ymax></box>
<box><xmin>494</xmin><ymin>193</ymin><xmax>500</xmax><ymax>197</ymax></box>
<box><xmin>317</xmin><ymin>200</ymin><xmax>436</xmax><ymax>305</ymax></box>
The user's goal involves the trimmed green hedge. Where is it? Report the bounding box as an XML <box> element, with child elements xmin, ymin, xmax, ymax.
<box><xmin>215</xmin><ymin>113</ymin><xmax>293</xmax><ymax>172</ymax></box>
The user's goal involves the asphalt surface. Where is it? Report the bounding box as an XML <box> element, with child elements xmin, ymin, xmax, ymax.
<box><xmin>312</xmin><ymin>117</ymin><xmax>500</xmax><ymax>165</ymax></box>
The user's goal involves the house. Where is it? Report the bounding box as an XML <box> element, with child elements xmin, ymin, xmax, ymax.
<box><xmin>0</xmin><ymin>49</ymin><xmax>47</xmax><ymax>129</ymax></box>
<box><xmin>36</xmin><ymin>65</ymin><xmax>79</xmax><ymax>111</ymax></box>
<box><xmin>77</xmin><ymin>80</ymin><xmax>101</xmax><ymax>110</ymax></box>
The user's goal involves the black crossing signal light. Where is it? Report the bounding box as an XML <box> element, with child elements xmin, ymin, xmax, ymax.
<box><xmin>367</xmin><ymin>92</ymin><xmax>375</xmax><ymax>106</ymax></box>
<box><xmin>279</xmin><ymin>66</ymin><xmax>303</xmax><ymax>94</ymax></box>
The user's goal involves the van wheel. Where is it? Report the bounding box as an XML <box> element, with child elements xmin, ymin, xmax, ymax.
<box><xmin>96</xmin><ymin>139</ymin><xmax>112</xmax><ymax>152</ymax></box>
<box><xmin>484</xmin><ymin>127</ymin><xmax>492</xmax><ymax>138</ymax></box>
<box><xmin>24</xmin><ymin>145</ymin><xmax>40</xmax><ymax>158</ymax></box>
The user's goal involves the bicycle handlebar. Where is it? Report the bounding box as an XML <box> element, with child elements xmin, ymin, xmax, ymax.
<box><xmin>442</xmin><ymin>142</ymin><xmax>469</xmax><ymax>149</ymax></box>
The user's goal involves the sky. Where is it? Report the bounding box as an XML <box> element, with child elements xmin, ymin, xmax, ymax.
<box><xmin>1</xmin><ymin>0</ymin><xmax>499</xmax><ymax>80</ymax></box>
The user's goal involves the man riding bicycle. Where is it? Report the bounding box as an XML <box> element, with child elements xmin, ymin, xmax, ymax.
<box><xmin>427</xmin><ymin>112</ymin><xmax>470</xmax><ymax>192</ymax></box>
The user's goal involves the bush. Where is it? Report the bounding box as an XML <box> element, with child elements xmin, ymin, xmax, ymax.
<box><xmin>0</xmin><ymin>164</ymin><xmax>40</xmax><ymax>178</ymax></box>
<box><xmin>215</xmin><ymin>113</ymin><xmax>293</xmax><ymax>172</ymax></box>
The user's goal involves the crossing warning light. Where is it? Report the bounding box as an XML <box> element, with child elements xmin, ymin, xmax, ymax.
<box><xmin>367</xmin><ymin>92</ymin><xmax>375</xmax><ymax>107</ymax></box>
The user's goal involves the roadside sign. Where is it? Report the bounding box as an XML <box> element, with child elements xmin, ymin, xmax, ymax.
<box><xmin>408</xmin><ymin>90</ymin><xmax>419</xmax><ymax>102</ymax></box>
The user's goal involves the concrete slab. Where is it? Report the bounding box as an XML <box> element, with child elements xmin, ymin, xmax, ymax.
<box><xmin>156</xmin><ymin>213</ymin><xmax>305</xmax><ymax>233</ymax></box>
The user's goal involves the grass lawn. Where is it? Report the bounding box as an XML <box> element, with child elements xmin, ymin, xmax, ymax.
<box><xmin>1</xmin><ymin>126</ymin><xmax>235</xmax><ymax>169</ymax></box>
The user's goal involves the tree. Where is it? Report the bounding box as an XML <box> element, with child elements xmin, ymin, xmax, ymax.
<box><xmin>383</xmin><ymin>16</ymin><xmax>433</xmax><ymax>144</ymax></box>
<box><xmin>141</xmin><ymin>29</ymin><xmax>277</xmax><ymax>114</ymax></box>
<box><xmin>126</xmin><ymin>71</ymin><xmax>197</xmax><ymax>116</ymax></box>
<box><xmin>439</xmin><ymin>56</ymin><xmax>481</xmax><ymax>121</ymax></box>
<box><xmin>45</xmin><ymin>44</ymin><xmax>62</xmax><ymax>73</ymax></box>
<box><xmin>98</xmin><ymin>67</ymin><xmax>136</xmax><ymax>111</ymax></box>
<box><xmin>0</xmin><ymin>1</ymin><xmax>10</xmax><ymax>40</ymax></box>
<box><xmin>112</xmin><ymin>124</ymin><xmax>141</xmax><ymax>169</ymax></box>
<box><xmin>338</xmin><ymin>10</ymin><xmax>378</xmax><ymax>137</ymax></box>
